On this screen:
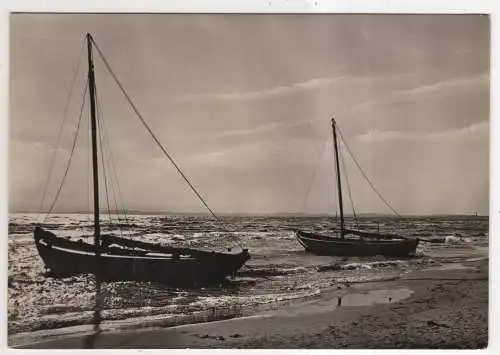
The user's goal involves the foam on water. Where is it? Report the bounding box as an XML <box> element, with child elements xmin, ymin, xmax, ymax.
<box><xmin>8</xmin><ymin>213</ymin><xmax>488</xmax><ymax>336</ymax></box>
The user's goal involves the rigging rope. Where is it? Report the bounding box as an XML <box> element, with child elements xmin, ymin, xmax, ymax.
<box><xmin>98</xmin><ymin>118</ymin><xmax>123</xmax><ymax>235</ymax></box>
<box><xmin>43</xmin><ymin>78</ymin><xmax>89</xmax><ymax>221</ymax></box>
<box><xmin>90</xmin><ymin>37</ymin><xmax>242</xmax><ymax>248</ymax></box>
<box><xmin>96</xmin><ymin>107</ymin><xmax>114</xmax><ymax>229</ymax></box>
<box><xmin>338</xmin><ymin>139</ymin><xmax>359</xmax><ymax>228</ymax></box>
<box><xmin>299</xmin><ymin>134</ymin><xmax>330</xmax><ymax>214</ymax></box>
<box><xmin>94</xmin><ymin>84</ymin><xmax>131</xmax><ymax>233</ymax></box>
<box><xmin>94</xmin><ymin>82</ymin><xmax>123</xmax><ymax>233</ymax></box>
<box><xmin>90</xmin><ymin>38</ymin><xmax>221</xmax><ymax>224</ymax></box>
<box><xmin>101</xmin><ymin>118</ymin><xmax>131</xmax><ymax>230</ymax></box>
<box><xmin>336</xmin><ymin>125</ymin><xmax>402</xmax><ymax>218</ymax></box>
<box><xmin>37</xmin><ymin>39</ymin><xmax>85</xmax><ymax>222</ymax></box>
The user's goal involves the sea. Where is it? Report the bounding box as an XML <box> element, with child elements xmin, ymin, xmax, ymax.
<box><xmin>8</xmin><ymin>213</ymin><xmax>489</xmax><ymax>338</ymax></box>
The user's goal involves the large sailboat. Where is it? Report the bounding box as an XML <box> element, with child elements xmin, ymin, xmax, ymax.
<box><xmin>295</xmin><ymin>118</ymin><xmax>419</xmax><ymax>257</ymax></box>
<box><xmin>34</xmin><ymin>33</ymin><xmax>250</xmax><ymax>286</ymax></box>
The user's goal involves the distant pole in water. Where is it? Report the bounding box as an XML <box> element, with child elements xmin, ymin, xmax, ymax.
<box><xmin>85</xmin><ymin>32</ymin><xmax>102</xmax><ymax>347</ymax></box>
<box><xmin>332</xmin><ymin>118</ymin><xmax>345</xmax><ymax>239</ymax></box>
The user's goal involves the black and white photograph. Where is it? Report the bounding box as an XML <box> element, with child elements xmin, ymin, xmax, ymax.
<box><xmin>6</xmin><ymin>9</ymin><xmax>492</xmax><ymax>349</ymax></box>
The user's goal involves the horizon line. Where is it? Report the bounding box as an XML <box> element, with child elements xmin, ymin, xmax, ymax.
<box><xmin>8</xmin><ymin>210</ymin><xmax>489</xmax><ymax>217</ymax></box>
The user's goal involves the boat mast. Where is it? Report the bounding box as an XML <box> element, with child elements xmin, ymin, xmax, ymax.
<box><xmin>86</xmin><ymin>33</ymin><xmax>101</xmax><ymax>260</ymax></box>
<box><xmin>332</xmin><ymin>118</ymin><xmax>345</xmax><ymax>238</ymax></box>
<box><xmin>86</xmin><ymin>33</ymin><xmax>102</xmax><ymax>331</ymax></box>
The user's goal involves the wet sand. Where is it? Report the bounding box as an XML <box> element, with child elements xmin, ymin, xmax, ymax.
<box><xmin>13</xmin><ymin>257</ymin><xmax>488</xmax><ymax>349</ymax></box>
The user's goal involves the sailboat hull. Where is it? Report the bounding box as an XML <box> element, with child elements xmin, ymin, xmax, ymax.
<box><xmin>295</xmin><ymin>230</ymin><xmax>419</xmax><ymax>257</ymax></box>
<box><xmin>34</xmin><ymin>227</ymin><xmax>250</xmax><ymax>286</ymax></box>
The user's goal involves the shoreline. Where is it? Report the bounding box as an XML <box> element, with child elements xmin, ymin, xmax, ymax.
<box><xmin>12</xmin><ymin>257</ymin><xmax>488</xmax><ymax>349</ymax></box>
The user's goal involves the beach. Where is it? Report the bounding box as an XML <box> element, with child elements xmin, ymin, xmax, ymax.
<box><xmin>8</xmin><ymin>213</ymin><xmax>489</xmax><ymax>349</ymax></box>
<box><xmin>12</xmin><ymin>257</ymin><xmax>488</xmax><ymax>349</ymax></box>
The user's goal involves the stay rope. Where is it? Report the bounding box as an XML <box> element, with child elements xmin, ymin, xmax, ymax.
<box><xmin>37</xmin><ymin>39</ymin><xmax>85</xmax><ymax>222</ymax></box>
<box><xmin>96</xmin><ymin>105</ymin><xmax>114</xmax><ymax>230</ymax></box>
<box><xmin>338</xmin><ymin>137</ymin><xmax>359</xmax><ymax>228</ymax></box>
<box><xmin>42</xmin><ymin>78</ymin><xmax>89</xmax><ymax>222</ymax></box>
<box><xmin>336</xmin><ymin>125</ymin><xmax>402</xmax><ymax>218</ymax></box>
<box><xmin>94</xmin><ymin>85</ymin><xmax>131</xmax><ymax>231</ymax></box>
<box><xmin>299</xmin><ymin>134</ymin><xmax>330</xmax><ymax>213</ymax></box>
<box><xmin>90</xmin><ymin>37</ymin><xmax>240</xmax><ymax>245</ymax></box>
<box><xmin>90</xmin><ymin>39</ymin><xmax>218</xmax><ymax>221</ymax></box>
<box><xmin>94</xmin><ymin>82</ymin><xmax>127</xmax><ymax>236</ymax></box>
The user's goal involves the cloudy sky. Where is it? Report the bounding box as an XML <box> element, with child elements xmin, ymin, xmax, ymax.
<box><xmin>9</xmin><ymin>14</ymin><xmax>490</xmax><ymax>215</ymax></box>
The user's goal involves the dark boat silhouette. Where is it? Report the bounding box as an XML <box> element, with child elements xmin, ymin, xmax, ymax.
<box><xmin>34</xmin><ymin>33</ymin><xmax>249</xmax><ymax>287</ymax></box>
<box><xmin>295</xmin><ymin>118</ymin><xmax>419</xmax><ymax>257</ymax></box>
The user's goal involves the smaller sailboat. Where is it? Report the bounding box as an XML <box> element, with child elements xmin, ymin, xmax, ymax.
<box><xmin>34</xmin><ymin>33</ymin><xmax>250</xmax><ymax>286</ymax></box>
<box><xmin>295</xmin><ymin>118</ymin><xmax>419</xmax><ymax>257</ymax></box>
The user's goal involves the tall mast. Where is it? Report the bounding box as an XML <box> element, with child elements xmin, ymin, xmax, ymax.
<box><xmin>86</xmin><ymin>33</ymin><xmax>101</xmax><ymax>261</ymax></box>
<box><xmin>332</xmin><ymin>118</ymin><xmax>344</xmax><ymax>238</ymax></box>
<box><xmin>86</xmin><ymin>33</ymin><xmax>102</xmax><ymax>334</ymax></box>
